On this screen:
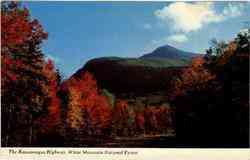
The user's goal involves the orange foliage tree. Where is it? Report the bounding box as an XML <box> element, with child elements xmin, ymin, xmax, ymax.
<box><xmin>169</xmin><ymin>57</ymin><xmax>216</xmax><ymax>100</ymax></box>
<box><xmin>65</xmin><ymin>72</ymin><xmax>112</xmax><ymax>136</ymax></box>
<box><xmin>36</xmin><ymin>59</ymin><xmax>61</xmax><ymax>134</ymax></box>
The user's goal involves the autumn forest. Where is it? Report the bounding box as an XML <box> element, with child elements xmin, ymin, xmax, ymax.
<box><xmin>1</xmin><ymin>2</ymin><xmax>249</xmax><ymax>147</ymax></box>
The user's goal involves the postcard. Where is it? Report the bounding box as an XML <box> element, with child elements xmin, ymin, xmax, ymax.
<box><xmin>1</xmin><ymin>1</ymin><xmax>249</xmax><ymax>159</ymax></box>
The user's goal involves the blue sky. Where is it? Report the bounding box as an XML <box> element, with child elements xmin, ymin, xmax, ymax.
<box><xmin>24</xmin><ymin>2</ymin><xmax>250</xmax><ymax>78</ymax></box>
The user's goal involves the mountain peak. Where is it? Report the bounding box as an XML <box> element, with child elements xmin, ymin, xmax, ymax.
<box><xmin>140</xmin><ymin>44</ymin><xmax>197</xmax><ymax>60</ymax></box>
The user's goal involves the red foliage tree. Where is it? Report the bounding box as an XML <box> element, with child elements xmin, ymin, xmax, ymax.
<box><xmin>1</xmin><ymin>2</ymin><xmax>56</xmax><ymax>146</ymax></box>
<box><xmin>1</xmin><ymin>1</ymin><xmax>48</xmax><ymax>107</ymax></box>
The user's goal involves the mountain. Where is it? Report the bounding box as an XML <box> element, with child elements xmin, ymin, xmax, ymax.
<box><xmin>140</xmin><ymin>44</ymin><xmax>197</xmax><ymax>60</ymax></box>
<box><xmin>72</xmin><ymin>44</ymin><xmax>197</xmax><ymax>95</ymax></box>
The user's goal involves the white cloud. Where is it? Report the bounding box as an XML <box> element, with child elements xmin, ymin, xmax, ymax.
<box><xmin>167</xmin><ymin>34</ymin><xmax>188</xmax><ymax>43</ymax></box>
<box><xmin>155</xmin><ymin>2</ymin><xmax>245</xmax><ymax>33</ymax></box>
<box><xmin>155</xmin><ymin>2</ymin><xmax>222</xmax><ymax>33</ymax></box>
<box><xmin>143</xmin><ymin>23</ymin><xmax>152</xmax><ymax>29</ymax></box>
<box><xmin>45</xmin><ymin>54</ymin><xmax>60</xmax><ymax>63</ymax></box>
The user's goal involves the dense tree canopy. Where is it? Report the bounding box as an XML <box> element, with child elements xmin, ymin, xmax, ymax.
<box><xmin>169</xmin><ymin>28</ymin><xmax>249</xmax><ymax>147</ymax></box>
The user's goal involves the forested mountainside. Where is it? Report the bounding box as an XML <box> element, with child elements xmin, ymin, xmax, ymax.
<box><xmin>74</xmin><ymin>58</ymin><xmax>186</xmax><ymax>95</ymax></box>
